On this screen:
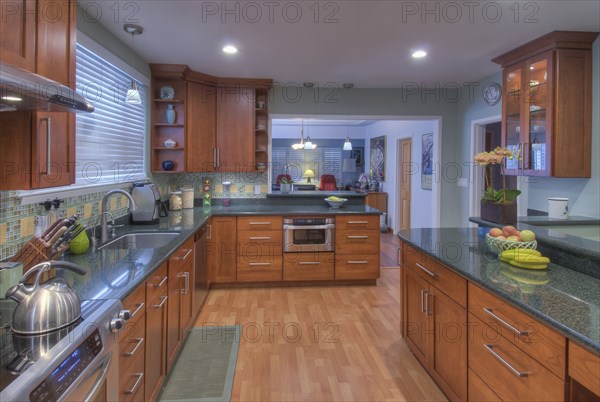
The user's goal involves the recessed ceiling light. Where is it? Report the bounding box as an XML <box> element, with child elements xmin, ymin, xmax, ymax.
<box><xmin>343</xmin><ymin>83</ymin><xmax>354</xmax><ymax>89</ymax></box>
<box><xmin>412</xmin><ymin>50</ymin><xmax>427</xmax><ymax>59</ymax></box>
<box><xmin>223</xmin><ymin>45</ymin><xmax>238</xmax><ymax>54</ymax></box>
<box><xmin>1</xmin><ymin>95</ymin><xmax>22</xmax><ymax>102</ymax></box>
<box><xmin>530</xmin><ymin>66</ymin><xmax>535</xmax><ymax>70</ymax></box>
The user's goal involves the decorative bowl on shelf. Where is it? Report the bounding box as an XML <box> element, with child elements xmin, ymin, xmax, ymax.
<box><xmin>164</xmin><ymin>139</ymin><xmax>177</xmax><ymax>148</ymax></box>
<box><xmin>162</xmin><ymin>160</ymin><xmax>175</xmax><ymax>171</ymax></box>
<box><xmin>324</xmin><ymin>197</ymin><xmax>347</xmax><ymax>209</ymax></box>
<box><xmin>486</xmin><ymin>234</ymin><xmax>537</xmax><ymax>255</ymax></box>
<box><xmin>160</xmin><ymin>85</ymin><xmax>175</xmax><ymax>100</ymax></box>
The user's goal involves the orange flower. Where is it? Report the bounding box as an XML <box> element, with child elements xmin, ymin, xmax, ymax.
<box><xmin>492</xmin><ymin>147</ymin><xmax>512</xmax><ymax>157</ymax></box>
<box><xmin>474</xmin><ymin>152</ymin><xmax>492</xmax><ymax>166</ymax></box>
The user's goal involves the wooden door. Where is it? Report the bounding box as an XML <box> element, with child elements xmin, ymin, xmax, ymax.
<box><xmin>209</xmin><ymin>217</ymin><xmax>237</xmax><ymax>283</ymax></box>
<box><xmin>429</xmin><ymin>287</ymin><xmax>468</xmax><ymax>401</ymax></box>
<box><xmin>216</xmin><ymin>86</ymin><xmax>255</xmax><ymax>171</ymax></box>
<box><xmin>145</xmin><ymin>290</ymin><xmax>167</xmax><ymax>402</ymax></box>
<box><xmin>187</xmin><ymin>82</ymin><xmax>216</xmax><ymax>172</ymax></box>
<box><xmin>166</xmin><ymin>271</ymin><xmax>182</xmax><ymax>372</ymax></box>
<box><xmin>399</xmin><ymin>139</ymin><xmax>412</xmax><ymax>231</ymax></box>
<box><xmin>0</xmin><ymin>0</ymin><xmax>36</xmax><ymax>71</ymax></box>
<box><xmin>404</xmin><ymin>267</ymin><xmax>430</xmax><ymax>367</ymax></box>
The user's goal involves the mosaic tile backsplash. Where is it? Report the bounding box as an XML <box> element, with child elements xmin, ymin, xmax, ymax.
<box><xmin>0</xmin><ymin>171</ymin><xmax>267</xmax><ymax>261</ymax></box>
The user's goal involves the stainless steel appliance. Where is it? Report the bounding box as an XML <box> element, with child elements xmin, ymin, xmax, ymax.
<box><xmin>131</xmin><ymin>182</ymin><xmax>165</xmax><ymax>224</ymax></box>
<box><xmin>193</xmin><ymin>224</ymin><xmax>209</xmax><ymax>313</ymax></box>
<box><xmin>283</xmin><ymin>217</ymin><xmax>335</xmax><ymax>252</ymax></box>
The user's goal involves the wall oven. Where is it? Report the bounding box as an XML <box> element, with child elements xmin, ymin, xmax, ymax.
<box><xmin>283</xmin><ymin>217</ymin><xmax>335</xmax><ymax>252</ymax></box>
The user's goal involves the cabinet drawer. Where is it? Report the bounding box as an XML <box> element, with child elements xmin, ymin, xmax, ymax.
<box><xmin>569</xmin><ymin>341</ymin><xmax>600</xmax><ymax>396</ymax></box>
<box><xmin>335</xmin><ymin>254</ymin><xmax>380</xmax><ymax>280</ymax></box>
<box><xmin>468</xmin><ymin>313</ymin><xmax>565</xmax><ymax>402</ymax></box>
<box><xmin>468</xmin><ymin>283</ymin><xmax>566</xmax><ymax>378</ymax></box>
<box><xmin>336</xmin><ymin>230</ymin><xmax>379</xmax><ymax>255</ymax></box>
<box><xmin>404</xmin><ymin>245</ymin><xmax>466</xmax><ymax>307</ymax></box>
<box><xmin>238</xmin><ymin>216</ymin><xmax>282</xmax><ymax>231</ymax></box>
<box><xmin>123</xmin><ymin>284</ymin><xmax>146</xmax><ymax>324</ymax></box>
<box><xmin>468</xmin><ymin>368</ymin><xmax>501</xmax><ymax>402</ymax></box>
<box><xmin>283</xmin><ymin>252</ymin><xmax>334</xmax><ymax>281</ymax></box>
<box><xmin>119</xmin><ymin>313</ymin><xmax>146</xmax><ymax>374</ymax></box>
<box><xmin>237</xmin><ymin>255</ymin><xmax>282</xmax><ymax>282</ymax></box>
<box><xmin>146</xmin><ymin>262</ymin><xmax>168</xmax><ymax>308</ymax></box>
<box><xmin>336</xmin><ymin>215</ymin><xmax>378</xmax><ymax>230</ymax></box>
<box><xmin>238</xmin><ymin>230</ymin><xmax>282</xmax><ymax>257</ymax></box>
<box><xmin>119</xmin><ymin>356</ymin><xmax>145</xmax><ymax>402</ymax></box>
<box><xmin>168</xmin><ymin>236</ymin><xmax>194</xmax><ymax>275</ymax></box>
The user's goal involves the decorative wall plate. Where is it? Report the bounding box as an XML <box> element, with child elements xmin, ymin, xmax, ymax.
<box><xmin>482</xmin><ymin>82</ymin><xmax>502</xmax><ymax>106</ymax></box>
<box><xmin>160</xmin><ymin>85</ymin><xmax>175</xmax><ymax>100</ymax></box>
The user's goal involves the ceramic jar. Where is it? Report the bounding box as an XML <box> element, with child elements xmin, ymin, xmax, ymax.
<box><xmin>165</xmin><ymin>104</ymin><xmax>176</xmax><ymax>124</ymax></box>
<box><xmin>169</xmin><ymin>191</ymin><xmax>182</xmax><ymax>211</ymax></box>
<box><xmin>181</xmin><ymin>187</ymin><xmax>194</xmax><ymax>209</ymax></box>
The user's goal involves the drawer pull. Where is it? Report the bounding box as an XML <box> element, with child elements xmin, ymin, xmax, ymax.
<box><xmin>181</xmin><ymin>272</ymin><xmax>190</xmax><ymax>294</ymax></box>
<box><xmin>347</xmin><ymin>260</ymin><xmax>368</xmax><ymax>264</ymax></box>
<box><xmin>249</xmin><ymin>222</ymin><xmax>271</xmax><ymax>225</ymax></box>
<box><xmin>483</xmin><ymin>308</ymin><xmax>530</xmax><ymax>337</ymax></box>
<box><xmin>347</xmin><ymin>221</ymin><xmax>368</xmax><ymax>224</ymax></box>
<box><xmin>123</xmin><ymin>338</ymin><xmax>144</xmax><ymax>357</ymax></box>
<box><xmin>131</xmin><ymin>303</ymin><xmax>145</xmax><ymax>318</ymax></box>
<box><xmin>124</xmin><ymin>373</ymin><xmax>144</xmax><ymax>394</ymax></box>
<box><xmin>153</xmin><ymin>276</ymin><xmax>168</xmax><ymax>288</ymax></box>
<box><xmin>176</xmin><ymin>248</ymin><xmax>193</xmax><ymax>261</ymax></box>
<box><xmin>249</xmin><ymin>236</ymin><xmax>272</xmax><ymax>240</ymax></box>
<box><xmin>153</xmin><ymin>295</ymin><xmax>168</xmax><ymax>308</ymax></box>
<box><xmin>347</xmin><ymin>235</ymin><xmax>368</xmax><ymax>239</ymax></box>
<box><xmin>484</xmin><ymin>344</ymin><xmax>529</xmax><ymax>377</ymax></box>
<box><xmin>426</xmin><ymin>292</ymin><xmax>433</xmax><ymax>316</ymax></box>
<box><xmin>299</xmin><ymin>261</ymin><xmax>320</xmax><ymax>265</ymax></box>
<box><xmin>415</xmin><ymin>262</ymin><xmax>437</xmax><ymax>279</ymax></box>
<box><xmin>249</xmin><ymin>262</ymin><xmax>271</xmax><ymax>266</ymax></box>
<box><xmin>421</xmin><ymin>290</ymin><xmax>426</xmax><ymax>313</ymax></box>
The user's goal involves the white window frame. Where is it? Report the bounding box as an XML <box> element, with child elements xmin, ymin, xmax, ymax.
<box><xmin>16</xmin><ymin>31</ymin><xmax>150</xmax><ymax>206</ymax></box>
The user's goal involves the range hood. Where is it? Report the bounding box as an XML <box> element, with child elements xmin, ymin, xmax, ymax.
<box><xmin>0</xmin><ymin>61</ymin><xmax>94</xmax><ymax>113</ymax></box>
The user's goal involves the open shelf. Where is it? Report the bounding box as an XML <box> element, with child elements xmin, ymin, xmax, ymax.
<box><xmin>154</xmin><ymin>99</ymin><xmax>184</xmax><ymax>104</ymax></box>
<box><xmin>154</xmin><ymin>147</ymin><xmax>184</xmax><ymax>150</ymax></box>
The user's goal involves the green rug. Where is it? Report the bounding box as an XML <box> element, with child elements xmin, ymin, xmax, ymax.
<box><xmin>160</xmin><ymin>326</ymin><xmax>240</xmax><ymax>402</ymax></box>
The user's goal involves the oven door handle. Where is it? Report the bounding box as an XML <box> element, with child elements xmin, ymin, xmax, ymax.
<box><xmin>283</xmin><ymin>224</ymin><xmax>336</xmax><ymax>230</ymax></box>
<box><xmin>82</xmin><ymin>351</ymin><xmax>113</xmax><ymax>402</ymax></box>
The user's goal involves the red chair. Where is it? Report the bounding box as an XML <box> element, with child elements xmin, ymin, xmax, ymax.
<box><xmin>318</xmin><ymin>174</ymin><xmax>337</xmax><ymax>191</ymax></box>
<box><xmin>276</xmin><ymin>174</ymin><xmax>292</xmax><ymax>184</ymax></box>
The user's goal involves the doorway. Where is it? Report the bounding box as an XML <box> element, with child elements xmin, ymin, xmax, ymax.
<box><xmin>398</xmin><ymin>138</ymin><xmax>412</xmax><ymax>231</ymax></box>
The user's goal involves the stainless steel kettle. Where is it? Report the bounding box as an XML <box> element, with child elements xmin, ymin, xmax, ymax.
<box><xmin>5</xmin><ymin>261</ymin><xmax>86</xmax><ymax>334</ymax></box>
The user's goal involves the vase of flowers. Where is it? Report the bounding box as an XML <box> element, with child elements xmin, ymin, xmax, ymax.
<box><xmin>474</xmin><ymin>147</ymin><xmax>521</xmax><ymax>224</ymax></box>
<box><xmin>280</xmin><ymin>177</ymin><xmax>293</xmax><ymax>193</ymax></box>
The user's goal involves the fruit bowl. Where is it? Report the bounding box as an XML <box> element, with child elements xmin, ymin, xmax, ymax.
<box><xmin>486</xmin><ymin>234</ymin><xmax>537</xmax><ymax>255</ymax></box>
<box><xmin>324</xmin><ymin>197</ymin><xmax>348</xmax><ymax>208</ymax></box>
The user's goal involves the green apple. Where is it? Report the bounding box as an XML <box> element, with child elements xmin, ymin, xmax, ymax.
<box><xmin>520</xmin><ymin>230</ymin><xmax>536</xmax><ymax>242</ymax></box>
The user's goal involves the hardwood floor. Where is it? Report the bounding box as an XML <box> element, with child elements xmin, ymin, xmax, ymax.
<box><xmin>195</xmin><ymin>236</ymin><xmax>446</xmax><ymax>401</ymax></box>
<box><xmin>380</xmin><ymin>230</ymin><xmax>401</xmax><ymax>268</ymax></box>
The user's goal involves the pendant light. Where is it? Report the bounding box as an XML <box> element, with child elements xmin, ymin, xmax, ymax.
<box><xmin>304</xmin><ymin>119</ymin><xmax>317</xmax><ymax>150</ymax></box>
<box><xmin>343</xmin><ymin>127</ymin><xmax>353</xmax><ymax>151</ymax></box>
<box><xmin>123</xmin><ymin>24</ymin><xmax>143</xmax><ymax>104</ymax></box>
<box><xmin>292</xmin><ymin>120</ymin><xmax>305</xmax><ymax>150</ymax></box>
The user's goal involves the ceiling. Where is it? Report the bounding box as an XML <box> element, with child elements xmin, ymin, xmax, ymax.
<box><xmin>79</xmin><ymin>1</ymin><xmax>600</xmax><ymax>87</ymax></box>
<box><xmin>272</xmin><ymin>119</ymin><xmax>372</xmax><ymax>127</ymax></box>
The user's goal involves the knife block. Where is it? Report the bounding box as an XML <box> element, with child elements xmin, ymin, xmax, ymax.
<box><xmin>10</xmin><ymin>236</ymin><xmax>63</xmax><ymax>282</ymax></box>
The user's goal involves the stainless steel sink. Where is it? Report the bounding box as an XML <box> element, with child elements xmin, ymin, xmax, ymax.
<box><xmin>99</xmin><ymin>232</ymin><xmax>179</xmax><ymax>250</ymax></box>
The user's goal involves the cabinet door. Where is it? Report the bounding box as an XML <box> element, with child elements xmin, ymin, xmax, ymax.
<box><xmin>502</xmin><ymin>63</ymin><xmax>524</xmax><ymax>174</ymax></box>
<box><xmin>429</xmin><ymin>287</ymin><xmax>467</xmax><ymax>402</ymax></box>
<box><xmin>31</xmin><ymin>112</ymin><xmax>74</xmax><ymax>188</ymax></box>
<box><xmin>187</xmin><ymin>82</ymin><xmax>216</xmax><ymax>172</ymax></box>
<box><xmin>166</xmin><ymin>271</ymin><xmax>182</xmax><ymax>372</ymax></box>
<box><xmin>404</xmin><ymin>267</ymin><xmax>430</xmax><ymax>367</ymax></box>
<box><xmin>209</xmin><ymin>217</ymin><xmax>237</xmax><ymax>283</ymax></box>
<box><xmin>180</xmin><ymin>258</ymin><xmax>194</xmax><ymax>332</ymax></box>
<box><xmin>216</xmin><ymin>86</ymin><xmax>255</xmax><ymax>171</ymax></box>
<box><xmin>0</xmin><ymin>0</ymin><xmax>35</xmax><ymax>71</ymax></box>
<box><xmin>145</xmin><ymin>290</ymin><xmax>168</xmax><ymax>402</ymax></box>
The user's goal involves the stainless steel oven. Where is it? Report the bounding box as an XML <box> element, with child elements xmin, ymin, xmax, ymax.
<box><xmin>283</xmin><ymin>217</ymin><xmax>335</xmax><ymax>252</ymax></box>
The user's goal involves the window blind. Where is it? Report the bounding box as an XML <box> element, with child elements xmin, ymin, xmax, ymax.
<box><xmin>75</xmin><ymin>43</ymin><xmax>147</xmax><ymax>185</ymax></box>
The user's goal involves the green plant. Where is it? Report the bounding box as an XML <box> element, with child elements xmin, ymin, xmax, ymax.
<box><xmin>281</xmin><ymin>177</ymin><xmax>294</xmax><ymax>185</ymax></box>
<box><xmin>474</xmin><ymin>147</ymin><xmax>521</xmax><ymax>204</ymax></box>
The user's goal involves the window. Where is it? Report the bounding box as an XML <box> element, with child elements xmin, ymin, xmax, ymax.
<box><xmin>272</xmin><ymin>147</ymin><xmax>342</xmax><ymax>183</ymax></box>
<box><xmin>75</xmin><ymin>43</ymin><xmax>147</xmax><ymax>186</ymax></box>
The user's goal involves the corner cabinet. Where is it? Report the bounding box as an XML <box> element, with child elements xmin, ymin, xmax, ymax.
<box><xmin>493</xmin><ymin>31</ymin><xmax>598</xmax><ymax>178</ymax></box>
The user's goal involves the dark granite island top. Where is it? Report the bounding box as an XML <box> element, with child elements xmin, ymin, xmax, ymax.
<box><xmin>398</xmin><ymin>227</ymin><xmax>600</xmax><ymax>354</ymax></box>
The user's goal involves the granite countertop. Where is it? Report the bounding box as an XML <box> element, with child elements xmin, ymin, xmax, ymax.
<box><xmin>266</xmin><ymin>191</ymin><xmax>367</xmax><ymax>198</ymax></box>
<box><xmin>398</xmin><ymin>227</ymin><xmax>600</xmax><ymax>354</ymax></box>
<box><xmin>53</xmin><ymin>204</ymin><xmax>381</xmax><ymax>307</ymax></box>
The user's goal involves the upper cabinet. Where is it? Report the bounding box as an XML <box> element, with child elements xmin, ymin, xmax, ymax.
<box><xmin>0</xmin><ymin>0</ymin><xmax>36</xmax><ymax>71</ymax></box>
<box><xmin>493</xmin><ymin>31</ymin><xmax>598</xmax><ymax>178</ymax></box>
<box><xmin>150</xmin><ymin>64</ymin><xmax>272</xmax><ymax>174</ymax></box>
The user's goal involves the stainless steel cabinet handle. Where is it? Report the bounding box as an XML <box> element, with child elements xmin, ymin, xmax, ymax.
<box><xmin>421</xmin><ymin>290</ymin><xmax>426</xmax><ymax>313</ymax></box>
<box><xmin>213</xmin><ymin>148</ymin><xmax>217</xmax><ymax>168</ymax></box>
<box><xmin>180</xmin><ymin>272</ymin><xmax>190</xmax><ymax>294</ymax></box>
<box><xmin>40</xmin><ymin>117</ymin><xmax>52</xmax><ymax>174</ymax></box>
<box><xmin>415</xmin><ymin>262</ymin><xmax>437</xmax><ymax>279</ymax></box>
<box><xmin>123</xmin><ymin>338</ymin><xmax>144</xmax><ymax>357</ymax></box>
<box><xmin>153</xmin><ymin>276</ymin><xmax>168</xmax><ymax>288</ymax></box>
<box><xmin>131</xmin><ymin>303</ymin><xmax>145</xmax><ymax>318</ymax></box>
<box><xmin>284</xmin><ymin>224</ymin><xmax>335</xmax><ymax>230</ymax></box>
<box><xmin>299</xmin><ymin>261</ymin><xmax>320</xmax><ymax>265</ymax></box>
<box><xmin>249</xmin><ymin>222</ymin><xmax>271</xmax><ymax>225</ymax></box>
<box><xmin>484</xmin><ymin>344</ymin><xmax>529</xmax><ymax>377</ymax></box>
<box><xmin>208</xmin><ymin>224</ymin><xmax>212</xmax><ymax>239</ymax></box>
<box><xmin>426</xmin><ymin>292</ymin><xmax>433</xmax><ymax>316</ymax></box>
<box><xmin>124</xmin><ymin>373</ymin><xmax>144</xmax><ymax>394</ymax></box>
<box><xmin>153</xmin><ymin>295</ymin><xmax>167</xmax><ymax>308</ymax></box>
<box><xmin>177</xmin><ymin>248</ymin><xmax>193</xmax><ymax>261</ymax></box>
<box><xmin>249</xmin><ymin>236</ymin><xmax>271</xmax><ymax>240</ymax></box>
<box><xmin>347</xmin><ymin>235</ymin><xmax>368</xmax><ymax>239</ymax></box>
<box><xmin>483</xmin><ymin>308</ymin><xmax>529</xmax><ymax>336</ymax></box>
<box><xmin>249</xmin><ymin>262</ymin><xmax>271</xmax><ymax>266</ymax></box>
<box><xmin>397</xmin><ymin>247</ymin><xmax>401</xmax><ymax>266</ymax></box>
<box><xmin>216</xmin><ymin>148</ymin><xmax>220</xmax><ymax>167</ymax></box>
<box><xmin>347</xmin><ymin>221</ymin><xmax>368</xmax><ymax>224</ymax></box>
<box><xmin>347</xmin><ymin>260</ymin><xmax>368</xmax><ymax>264</ymax></box>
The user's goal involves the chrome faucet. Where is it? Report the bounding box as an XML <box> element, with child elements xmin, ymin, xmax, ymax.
<box><xmin>99</xmin><ymin>189</ymin><xmax>137</xmax><ymax>244</ymax></box>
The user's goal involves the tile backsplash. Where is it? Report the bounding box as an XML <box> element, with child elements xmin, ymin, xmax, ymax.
<box><xmin>0</xmin><ymin>171</ymin><xmax>268</xmax><ymax>260</ymax></box>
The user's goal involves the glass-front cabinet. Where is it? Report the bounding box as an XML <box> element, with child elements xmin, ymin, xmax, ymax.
<box><xmin>495</xmin><ymin>31</ymin><xmax>597</xmax><ymax>178</ymax></box>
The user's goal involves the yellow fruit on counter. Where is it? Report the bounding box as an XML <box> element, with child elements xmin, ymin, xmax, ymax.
<box><xmin>500</xmin><ymin>249</ymin><xmax>542</xmax><ymax>259</ymax></box>
<box><xmin>327</xmin><ymin>196</ymin><xmax>342</xmax><ymax>201</ymax></box>
<box><xmin>508</xmin><ymin>259</ymin><xmax>549</xmax><ymax>270</ymax></box>
<box><xmin>513</xmin><ymin>255</ymin><xmax>550</xmax><ymax>264</ymax></box>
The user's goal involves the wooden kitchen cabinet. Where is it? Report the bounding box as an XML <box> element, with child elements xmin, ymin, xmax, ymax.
<box><xmin>365</xmin><ymin>192</ymin><xmax>387</xmax><ymax>213</ymax></box>
<box><xmin>237</xmin><ymin>216</ymin><xmax>283</xmax><ymax>282</ymax></box>
<box><xmin>145</xmin><ymin>263</ymin><xmax>168</xmax><ymax>402</ymax></box>
<box><xmin>568</xmin><ymin>341</ymin><xmax>600</xmax><ymax>400</ymax></box>
<box><xmin>209</xmin><ymin>217</ymin><xmax>238</xmax><ymax>283</ymax></box>
<box><xmin>0</xmin><ymin>0</ymin><xmax>36</xmax><ymax>70</ymax></box>
<box><xmin>186</xmin><ymin>81</ymin><xmax>216</xmax><ymax>172</ymax></box>
<box><xmin>335</xmin><ymin>215</ymin><xmax>380</xmax><ymax>280</ymax></box>
<box><xmin>493</xmin><ymin>31</ymin><xmax>598</xmax><ymax>178</ymax></box>
<box><xmin>119</xmin><ymin>283</ymin><xmax>146</xmax><ymax>402</ymax></box>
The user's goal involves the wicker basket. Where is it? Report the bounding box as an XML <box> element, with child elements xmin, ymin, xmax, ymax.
<box><xmin>486</xmin><ymin>234</ymin><xmax>537</xmax><ymax>255</ymax></box>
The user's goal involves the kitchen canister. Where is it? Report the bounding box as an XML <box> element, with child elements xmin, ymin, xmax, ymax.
<box><xmin>181</xmin><ymin>187</ymin><xmax>194</xmax><ymax>209</ymax></box>
<box><xmin>548</xmin><ymin>197</ymin><xmax>569</xmax><ymax>219</ymax></box>
<box><xmin>169</xmin><ymin>191</ymin><xmax>182</xmax><ymax>211</ymax></box>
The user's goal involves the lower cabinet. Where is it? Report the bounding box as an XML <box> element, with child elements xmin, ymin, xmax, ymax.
<box><xmin>568</xmin><ymin>341</ymin><xmax>600</xmax><ymax>401</ymax></box>
<box><xmin>283</xmin><ymin>252</ymin><xmax>335</xmax><ymax>281</ymax></box>
<box><xmin>335</xmin><ymin>215</ymin><xmax>380</xmax><ymax>280</ymax></box>
<box><xmin>119</xmin><ymin>284</ymin><xmax>146</xmax><ymax>402</ymax></box>
<box><xmin>209</xmin><ymin>217</ymin><xmax>237</xmax><ymax>283</ymax></box>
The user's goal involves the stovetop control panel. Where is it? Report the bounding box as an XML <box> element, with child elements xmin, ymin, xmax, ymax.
<box><xmin>29</xmin><ymin>329</ymin><xmax>102</xmax><ymax>402</ymax></box>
